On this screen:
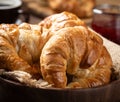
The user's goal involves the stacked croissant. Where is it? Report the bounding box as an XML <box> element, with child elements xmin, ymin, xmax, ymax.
<box><xmin>0</xmin><ymin>12</ymin><xmax>112</xmax><ymax>88</ymax></box>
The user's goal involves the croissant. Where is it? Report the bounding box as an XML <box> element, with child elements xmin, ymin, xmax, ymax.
<box><xmin>0</xmin><ymin>23</ymin><xmax>52</xmax><ymax>78</ymax></box>
<box><xmin>0</xmin><ymin>12</ymin><xmax>112</xmax><ymax>88</ymax></box>
<box><xmin>39</xmin><ymin>11</ymin><xmax>86</xmax><ymax>32</ymax></box>
<box><xmin>48</xmin><ymin>0</ymin><xmax>96</xmax><ymax>18</ymax></box>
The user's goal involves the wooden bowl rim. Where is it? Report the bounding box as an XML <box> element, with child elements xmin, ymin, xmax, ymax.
<box><xmin>0</xmin><ymin>76</ymin><xmax>119</xmax><ymax>92</ymax></box>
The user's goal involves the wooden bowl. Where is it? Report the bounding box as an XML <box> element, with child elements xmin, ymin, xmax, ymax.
<box><xmin>0</xmin><ymin>32</ymin><xmax>120</xmax><ymax>102</ymax></box>
<box><xmin>0</xmin><ymin>76</ymin><xmax>120</xmax><ymax>102</ymax></box>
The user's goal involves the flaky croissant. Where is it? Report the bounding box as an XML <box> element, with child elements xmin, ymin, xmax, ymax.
<box><xmin>0</xmin><ymin>12</ymin><xmax>112</xmax><ymax>88</ymax></box>
<box><xmin>0</xmin><ymin>23</ymin><xmax>51</xmax><ymax>78</ymax></box>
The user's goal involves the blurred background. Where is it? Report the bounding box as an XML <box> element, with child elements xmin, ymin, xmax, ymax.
<box><xmin>21</xmin><ymin>0</ymin><xmax>120</xmax><ymax>25</ymax></box>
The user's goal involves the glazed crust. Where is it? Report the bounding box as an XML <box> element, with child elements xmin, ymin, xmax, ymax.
<box><xmin>40</xmin><ymin>26</ymin><xmax>112</xmax><ymax>88</ymax></box>
<box><xmin>0</xmin><ymin>12</ymin><xmax>112</xmax><ymax>88</ymax></box>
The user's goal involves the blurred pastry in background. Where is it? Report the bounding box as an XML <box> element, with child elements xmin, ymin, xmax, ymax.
<box><xmin>23</xmin><ymin>0</ymin><xmax>96</xmax><ymax>18</ymax></box>
<box><xmin>48</xmin><ymin>0</ymin><xmax>96</xmax><ymax>18</ymax></box>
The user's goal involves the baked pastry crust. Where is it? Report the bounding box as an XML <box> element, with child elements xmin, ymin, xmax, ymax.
<box><xmin>0</xmin><ymin>12</ymin><xmax>112</xmax><ymax>88</ymax></box>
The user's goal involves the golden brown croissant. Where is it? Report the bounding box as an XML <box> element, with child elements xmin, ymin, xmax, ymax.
<box><xmin>48</xmin><ymin>0</ymin><xmax>96</xmax><ymax>18</ymax></box>
<box><xmin>40</xmin><ymin>26</ymin><xmax>112</xmax><ymax>88</ymax></box>
<box><xmin>0</xmin><ymin>12</ymin><xmax>112</xmax><ymax>88</ymax></box>
<box><xmin>40</xmin><ymin>12</ymin><xmax>112</xmax><ymax>88</ymax></box>
<box><xmin>0</xmin><ymin>23</ymin><xmax>52</xmax><ymax>78</ymax></box>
